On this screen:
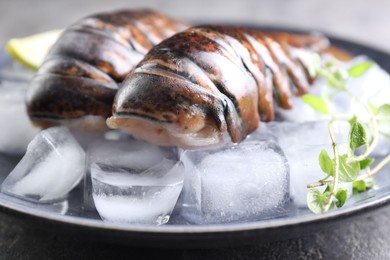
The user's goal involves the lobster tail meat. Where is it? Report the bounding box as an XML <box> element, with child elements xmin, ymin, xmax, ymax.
<box><xmin>26</xmin><ymin>9</ymin><xmax>188</xmax><ymax>130</ymax></box>
<box><xmin>108</xmin><ymin>26</ymin><xmax>331</xmax><ymax>148</ymax></box>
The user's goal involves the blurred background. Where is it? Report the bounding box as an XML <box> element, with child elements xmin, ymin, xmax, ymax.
<box><xmin>1</xmin><ymin>0</ymin><xmax>389</xmax><ymax>52</ymax></box>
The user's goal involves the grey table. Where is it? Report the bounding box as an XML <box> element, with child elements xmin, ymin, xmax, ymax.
<box><xmin>1</xmin><ymin>206</ymin><xmax>390</xmax><ymax>259</ymax></box>
<box><xmin>1</xmin><ymin>0</ymin><xmax>390</xmax><ymax>259</ymax></box>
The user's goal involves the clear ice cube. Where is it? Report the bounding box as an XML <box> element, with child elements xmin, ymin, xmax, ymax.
<box><xmin>346</xmin><ymin>57</ymin><xmax>390</xmax><ymax>109</ymax></box>
<box><xmin>0</xmin><ymin>192</ymin><xmax>69</xmax><ymax>215</ymax></box>
<box><xmin>82</xmin><ymin>133</ymin><xmax>137</xmax><ymax>210</ymax></box>
<box><xmin>0</xmin><ymin>81</ymin><xmax>40</xmax><ymax>155</ymax></box>
<box><xmin>275</xmin><ymin>78</ymin><xmax>327</xmax><ymax>122</ymax></box>
<box><xmin>1</xmin><ymin>127</ymin><xmax>86</xmax><ymax>202</ymax></box>
<box><xmin>252</xmin><ymin>121</ymin><xmax>350</xmax><ymax>207</ymax></box>
<box><xmin>87</xmin><ymin>138</ymin><xmax>184</xmax><ymax>225</ymax></box>
<box><xmin>69</xmin><ymin>129</ymin><xmax>106</xmax><ymax>150</ymax></box>
<box><xmin>374</xmin><ymin>135</ymin><xmax>390</xmax><ymax>157</ymax></box>
<box><xmin>179</xmin><ymin>137</ymin><xmax>289</xmax><ymax>224</ymax></box>
<box><xmin>86</xmin><ymin>138</ymin><xmax>177</xmax><ymax>173</ymax></box>
<box><xmin>256</xmin><ymin>121</ymin><xmax>350</xmax><ymax>149</ymax></box>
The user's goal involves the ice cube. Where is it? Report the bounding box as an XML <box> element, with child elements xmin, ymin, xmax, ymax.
<box><xmin>346</xmin><ymin>57</ymin><xmax>390</xmax><ymax>108</ymax></box>
<box><xmin>83</xmin><ymin>137</ymin><xmax>174</xmax><ymax>210</ymax></box>
<box><xmin>253</xmin><ymin>121</ymin><xmax>350</xmax><ymax>207</ymax></box>
<box><xmin>103</xmin><ymin>130</ymin><xmax>132</xmax><ymax>141</ymax></box>
<box><xmin>87</xmin><ymin>138</ymin><xmax>177</xmax><ymax>170</ymax></box>
<box><xmin>256</xmin><ymin>121</ymin><xmax>350</xmax><ymax>151</ymax></box>
<box><xmin>87</xmin><ymin>138</ymin><xmax>183</xmax><ymax>225</ymax></box>
<box><xmin>286</xmin><ymin>143</ymin><xmax>334</xmax><ymax>207</ymax></box>
<box><xmin>0</xmin><ymin>192</ymin><xmax>69</xmax><ymax>215</ymax></box>
<box><xmin>374</xmin><ymin>135</ymin><xmax>390</xmax><ymax>157</ymax></box>
<box><xmin>69</xmin><ymin>129</ymin><xmax>106</xmax><ymax>150</ymax></box>
<box><xmin>179</xmin><ymin>137</ymin><xmax>289</xmax><ymax>224</ymax></box>
<box><xmin>70</xmin><ymin>128</ymin><xmax>133</xmax><ymax>151</ymax></box>
<box><xmin>0</xmin><ymin>81</ymin><xmax>41</xmax><ymax>155</ymax></box>
<box><xmin>1</xmin><ymin>127</ymin><xmax>86</xmax><ymax>202</ymax></box>
<box><xmin>275</xmin><ymin>95</ymin><xmax>327</xmax><ymax>122</ymax></box>
<box><xmin>275</xmin><ymin>77</ymin><xmax>328</xmax><ymax>122</ymax></box>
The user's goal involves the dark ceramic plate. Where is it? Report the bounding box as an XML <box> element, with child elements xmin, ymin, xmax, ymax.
<box><xmin>1</xmin><ymin>26</ymin><xmax>390</xmax><ymax>248</ymax></box>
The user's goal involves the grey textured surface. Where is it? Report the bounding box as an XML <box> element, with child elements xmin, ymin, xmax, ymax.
<box><xmin>1</xmin><ymin>0</ymin><xmax>390</xmax><ymax>259</ymax></box>
<box><xmin>1</xmin><ymin>206</ymin><xmax>390</xmax><ymax>259</ymax></box>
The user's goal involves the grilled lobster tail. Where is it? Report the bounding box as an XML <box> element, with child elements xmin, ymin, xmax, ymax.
<box><xmin>26</xmin><ymin>9</ymin><xmax>188</xmax><ymax>130</ymax></box>
<box><xmin>107</xmin><ymin>26</ymin><xmax>331</xmax><ymax>148</ymax></box>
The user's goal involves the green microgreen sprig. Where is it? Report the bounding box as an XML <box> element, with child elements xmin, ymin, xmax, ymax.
<box><xmin>302</xmin><ymin>58</ymin><xmax>390</xmax><ymax>213</ymax></box>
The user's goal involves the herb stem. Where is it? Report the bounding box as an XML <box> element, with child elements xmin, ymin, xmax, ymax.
<box><xmin>323</xmin><ymin>122</ymin><xmax>340</xmax><ymax>212</ymax></box>
<box><xmin>307</xmin><ymin>179</ymin><xmax>333</xmax><ymax>188</ymax></box>
<box><xmin>332</xmin><ymin>114</ymin><xmax>352</xmax><ymax>121</ymax></box>
<box><xmin>357</xmin><ymin>154</ymin><xmax>390</xmax><ymax>180</ymax></box>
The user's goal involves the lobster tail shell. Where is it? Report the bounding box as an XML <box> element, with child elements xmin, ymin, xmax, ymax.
<box><xmin>26</xmin><ymin>9</ymin><xmax>188</xmax><ymax>130</ymax></box>
<box><xmin>108</xmin><ymin>26</ymin><xmax>331</xmax><ymax>147</ymax></box>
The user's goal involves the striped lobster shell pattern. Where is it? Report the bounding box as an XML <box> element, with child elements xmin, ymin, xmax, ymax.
<box><xmin>26</xmin><ymin>9</ymin><xmax>188</xmax><ymax>129</ymax></box>
<box><xmin>108</xmin><ymin>26</ymin><xmax>331</xmax><ymax>147</ymax></box>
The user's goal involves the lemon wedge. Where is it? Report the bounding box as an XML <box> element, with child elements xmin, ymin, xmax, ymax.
<box><xmin>6</xmin><ymin>29</ymin><xmax>63</xmax><ymax>70</ymax></box>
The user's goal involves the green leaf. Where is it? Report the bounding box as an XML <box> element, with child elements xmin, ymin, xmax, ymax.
<box><xmin>335</xmin><ymin>188</ymin><xmax>348</xmax><ymax>208</ymax></box>
<box><xmin>349</xmin><ymin>121</ymin><xmax>367</xmax><ymax>150</ymax></box>
<box><xmin>316</xmin><ymin>62</ymin><xmax>347</xmax><ymax>90</ymax></box>
<box><xmin>338</xmin><ymin>154</ymin><xmax>361</xmax><ymax>182</ymax></box>
<box><xmin>318</xmin><ymin>150</ymin><xmax>334</xmax><ymax>176</ymax></box>
<box><xmin>349</xmin><ymin>115</ymin><xmax>357</xmax><ymax>126</ymax></box>
<box><xmin>353</xmin><ymin>178</ymin><xmax>376</xmax><ymax>194</ymax></box>
<box><xmin>301</xmin><ymin>94</ymin><xmax>329</xmax><ymax>115</ymax></box>
<box><xmin>353</xmin><ymin>180</ymin><xmax>367</xmax><ymax>192</ymax></box>
<box><xmin>325</xmin><ymin>61</ymin><xmax>335</xmax><ymax>69</ymax></box>
<box><xmin>348</xmin><ymin>61</ymin><xmax>374</xmax><ymax>78</ymax></box>
<box><xmin>307</xmin><ymin>189</ymin><xmax>332</xmax><ymax>214</ymax></box>
<box><xmin>359</xmin><ymin>158</ymin><xmax>375</xmax><ymax>170</ymax></box>
<box><xmin>334</xmin><ymin>71</ymin><xmax>347</xmax><ymax>82</ymax></box>
<box><xmin>376</xmin><ymin>104</ymin><xmax>390</xmax><ymax>137</ymax></box>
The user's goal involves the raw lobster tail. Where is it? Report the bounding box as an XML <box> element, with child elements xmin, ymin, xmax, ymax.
<box><xmin>107</xmin><ymin>26</ymin><xmax>330</xmax><ymax>148</ymax></box>
<box><xmin>26</xmin><ymin>9</ymin><xmax>188</xmax><ymax>130</ymax></box>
